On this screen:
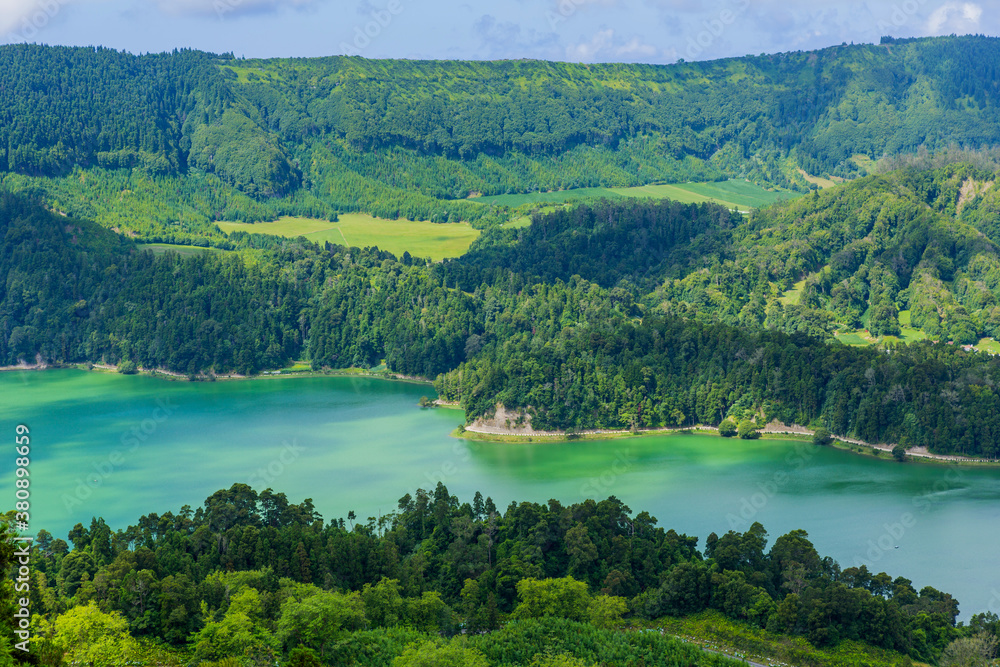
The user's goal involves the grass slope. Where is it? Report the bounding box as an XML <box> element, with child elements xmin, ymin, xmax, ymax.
<box><xmin>659</xmin><ymin>611</ymin><xmax>927</xmax><ymax>667</ymax></box>
<box><xmin>217</xmin><ymin>214</ymin><xmax>479</xmax><ymax>261</ymax></box>
<box><xmin>473</xmin><ymin>180</ymin><xmax>799</xmax><ymax>211</ymax></box>
<box><xmin>136</xmin><ymin>243</ymin><xmax>225</xmax><ymax>256</ymax></box>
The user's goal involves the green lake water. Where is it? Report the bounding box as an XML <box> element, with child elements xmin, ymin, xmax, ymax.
<box><xmin>3</xmin><ymin>369</ymin><xmax>999</xmax><ymax>620</ymax></box>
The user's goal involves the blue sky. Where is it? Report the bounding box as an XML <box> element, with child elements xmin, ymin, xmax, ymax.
<box><xmin>0</xmin><ymin>0</ymin><xmax>993</xmax><ymax>62</ymax></box>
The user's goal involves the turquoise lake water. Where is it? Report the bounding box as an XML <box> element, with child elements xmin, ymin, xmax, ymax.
<box><xmin>3</xmin><ymin>369</ymin><xmax>999</xmax><ymax>620</ymax></box>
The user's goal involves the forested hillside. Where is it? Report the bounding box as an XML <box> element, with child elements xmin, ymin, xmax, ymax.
<box><xmin>653</xmin><ymin>161</ymin><xmax>1000</xmax><ymax>343</ymax></box>
<box><xmin>7</xmin><ymin>484</ymin><xmax>992</xmax><ymax>666</ymax></box>
<box><xmin>6</xmin><ymin>35</ymin><xmax>1000</xmax><ymax>666</ymax></box>
<box><xmin>3</xmin><ymin>36</ymin><xmax>1000</xmax><ymax>242</ymax></box>
<box><xmin>8</xmin><ymin>159</ymin><xmax>1000</xmax><ymax>457</ymax></box>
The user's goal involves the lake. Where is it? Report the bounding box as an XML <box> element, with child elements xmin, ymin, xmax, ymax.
<box><xmin>4</xmin><ymin>369</ymin><xmax>1000</xmax><ymax>621</ymax></box>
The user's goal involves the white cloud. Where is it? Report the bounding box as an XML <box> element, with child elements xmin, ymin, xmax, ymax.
<box><xmin>566</xmin><ymin>27</ymin><xmax>613</xmax><ymax>59</ymax></box>
<box><xmin>565</xmin><ymin>27</ymin><xmax>661</xmax><ymax>61</ymax></box>
<box><xmin>157</xmin><ymin>0</ymin><xmax>323</xmax><ymax>18</ymax></box>
<box><xmin>926</xmin><ymin>2</ymin><xmax>982</xmax><ymax>34</ymax></box>
<box><xmin>615</xmin><ymin>35</ymin><xmax>657</xmax><ymax>57</ymax></box>
<box><xmin>1</xmin><ymin>0</ymin><xmax>71</xmax><ymax>37</ymax></box>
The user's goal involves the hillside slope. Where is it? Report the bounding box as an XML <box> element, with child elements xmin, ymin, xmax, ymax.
<box><xmin>2</xmin><ymin>36</ymin><xmax>1000</xmax><ymax>241</ymax></box>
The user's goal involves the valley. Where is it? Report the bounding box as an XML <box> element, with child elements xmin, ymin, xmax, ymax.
<box><xmin>4</xmin><ymin>34</ymin><xmax>1000</xmax><ymax>667</ymax></box>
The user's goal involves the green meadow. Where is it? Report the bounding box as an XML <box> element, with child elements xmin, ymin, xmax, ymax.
<box><xmin>471</xmin><ymin>179</ymin><xmax>800</xmax><ymax>211</ymax></box>
<box><xmin>778</xmin><ymin>278</ymin><xmax>807</xmax><ymax>306</ymax></box>
<box><xmin>216</xmin><ymin>213</ymin><xmax>480</xmax><ymax>261</ymax></box>
<box><xmin>470</xmin><ymin>187</ymin><xmax>625</xmax><ymax>208</ymax></box>
<box><xmin>137</xmin><ymin>243</ymin><xmax>225</xmax><ymax>256</ymax></box>
<box><xmin>975</xmin><ymin>337</ymin><xmax>1000</xmax><ymax>354</ymax></box>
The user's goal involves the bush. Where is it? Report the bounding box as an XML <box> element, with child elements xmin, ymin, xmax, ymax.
<box><xmin>117</xmin><ymin>359</ymin><xmax>138</xmax><ymax>374</ymax></box>
<box><xmin>738</xmin><ymin>420</ymin><xmax>761</xmax><ymax>440</ymax></box>
<box><xmin>719</xmin><ymin>418</ymin><xmax>738</xmax><ymax>437</ymax></box>
<box><xmin>812</xmin><ymin>428</ymin><xmax>832</xmax><ymax>446</ymax></box>
<box><xmin>892</xmin><ymin>445</ymin><xmax>907</xmax><ymax>462</ymax></box>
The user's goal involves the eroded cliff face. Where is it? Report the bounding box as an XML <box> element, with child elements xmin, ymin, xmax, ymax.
<box><xmin>469</xmin><ymin>403</ymin><xmax>543</xmax><ymax>435</ymax></box>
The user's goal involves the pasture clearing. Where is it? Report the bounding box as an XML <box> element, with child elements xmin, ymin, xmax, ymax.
<box><xmin>471</xmin><ymin>179</ymin><xmax>799</xmax><ymax>211</ymax></box>
<box><xmin>138</xmin><ymin>243</ymin><xmax>225</xmax><ymax>256</ymax></box>
<box><xmin>216</xmin><ymin>214</ymin><xmax>479</xmax><ymax>261</ymax></box>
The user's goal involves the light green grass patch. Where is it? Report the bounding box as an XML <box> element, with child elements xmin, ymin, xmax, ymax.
<box><xmin>659</xmin><ymin>610</ymin><xmax>927</xmax><ymax>667</ymax></box>
<box><xmin>474</xmin><ymin>187</ymin><xmax>623</xmax><ymax>207</ymax></box>
<box><xmin>797</xmin><ymin>168</ymin><xmax>841</xmax><ymax>189</ymax></box>
<box><xmin>835</xmin><ymin>331</ymin><xmax>871</xmax><ymax>346</ymax></box>
<box><xmin>852</xmin><ymin>153</ymin><xmax>875</xmax><ymax>173</ymax></box>
<box><xmin>899</xmin><ymin>327</ymin><xmax>927</xmax><ymax>343</ymax></box>
<box><xmin>898</xmin><ymin>309</ymin><xmax>912</xmax><ymax>327</ymax></box>
<box><xmin>137</xmin><ymin>243</ymin><xmax>224</xmax><ymax>256</ymax></box>
<box><xmin>217</xmin><ymin>214</ymin><xmax>479</xmax><ymax>261</ymax></box>
<box><xmin>671</xmin><ymin>179</ymin><xmax>799</xmax><ymax>208</ymax></box>
<box><xmin>871</xmin><ymin>326</ymin><xmax>926</xmax><ymax>346</ymax></box>
<box><xmin>471</xmin><ymin>179</ymin><xmax>801</xmax><ymax>212</ymax></box>
<box><xmin>608</xmin><ymin>183</ymin><xmax>729</xmax><ymax>206</ymax></box>
<box><xmin>505</xmin><ymin>215</ymin><xmax>533</xmax><ymax>228</ymax></box>
<box><xmin>837</xmin><ymin>325</ymin><xmax>925</xmax><ymax>347</ymax></box>
<box><xmin>216</xmin><ymin>216</ymin><xmax>336</xmax><ymax>237</ymax></box>
<box><xmin>976</xmin><ymin>337</ymin><xmax>1000</xmax><ymax>354</ymax></box>
<box><xmin>778</xmin><ymin>278</ymin><xmax>806</xmax><ymax>306</ymax></box>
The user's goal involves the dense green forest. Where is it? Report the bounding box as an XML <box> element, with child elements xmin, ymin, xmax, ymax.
<box><xmin>6</xmin><ymin>35</ymin><xmax>1000</xmax><ymax>666</ymax></box>
<box><xmin>10</xmin><ymin>159</ymin><xmax>1000</xmax><ymax>456</ymax></box>
<box><xmin>3</xmin><ymin>36</ymin><xmax>1000</xmax><ymax>242</ymax></box>
<box><xmin>3</xmin><ymin>484</ymin><xmax>995</xmax><ymax>665</ymax></box>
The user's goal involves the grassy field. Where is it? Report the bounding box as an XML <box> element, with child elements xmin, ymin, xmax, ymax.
<box><xmin>976</xmin><ymin>337</ymin><xmax>1000</xmax><ymax>354</ymax></box>
<box><xmin>471</xmin><ymin>187</ymin><xmax>623</xmax><ymax>207</ymax></box>
<box><xmin>834</xmin><ymin>326</ymin><xmax>927</xmax><ymax>346</ymax></box>
<box><xmin>504</xmin><ymin>215</ymin><xmax>533</xmax><ymax>228</ymax></box>
<box><xmin>472</xmin><ymin>180</ymin><xmax>801</xmax><ymax>211</ymax></box>
<box><xmin>852</xmin><ymin>153</ymin><xmax>876</xmax><ymax>173</ymax></box>
<box><xmin>797</xmin><ymin>168</ymin><xmax>842</xmax><ymax>189</ymax></box>
<box><xmin>137</xmin><ymin>243</ymin><xmax>225</xmax><ymax>256</ymax></box>
<box><xmin>834</xmin><ymin>331</ymin><xmax>872</xmax><ymax>346</ymax></box>
<box><xmin>667</xmin><ymin>180</ymin><xmax>798</xmax><ymax>208</ymax></box>
<box><xmin>883</xmin><ymin>327</ymin><xmax>928</xmax><ymax>344</ymax></box>
<box><xmin>609</xmin><ymin>183</ymin><xmax>750</xmax><ymax>208</ymax></box>
<box><xmin>658</xmin><ymin>611</ymin><xmax>927</xmax><ymax>667</ymax></box>
<box><xmin>778</xmin><ymin>278</ymin><xmax>807</xmax><ymax>306</ymax></box>
<box><xmin>217</xmin><ymin>214</ymin><xmax>479</xmax><ymax>261</ymax></box>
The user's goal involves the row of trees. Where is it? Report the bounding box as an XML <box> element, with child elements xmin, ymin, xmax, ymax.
<box><xmin>6</xmin><ymin>483</ymin><xmax>990</xmax><ymax>665</ymax></box>
<box><xmin>435</xmin><ymin>310</ymin><xmax>1000</xmax><ymax>456</ymax></box>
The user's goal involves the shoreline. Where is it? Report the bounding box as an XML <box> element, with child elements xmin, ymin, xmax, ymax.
<box><xmin>5</xmin><ymin>361</ymin><xmax>435</xmax><ymax>386</ymax></box>
<box><xmin>10</xmin><ymin>364</ymin><xmax>1000</xmax><ymax>466</ymax></box>
<box><xmin>457</xmin><ymin>421</ymin><xmax>1000</xmax><ymax>467</ymax></box>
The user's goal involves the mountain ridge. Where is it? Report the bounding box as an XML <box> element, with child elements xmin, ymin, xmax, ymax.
<box><xmin>2</xmin><ymin>35</ymin><xmax>1000</xmax><ymax>242</ymax></box>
